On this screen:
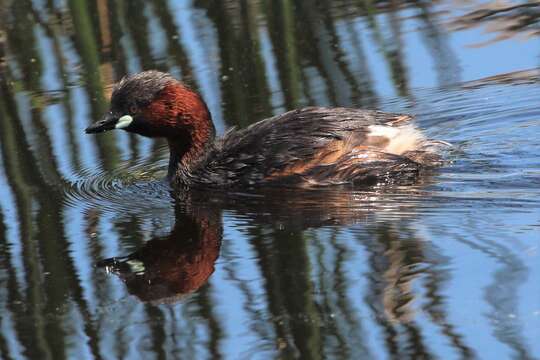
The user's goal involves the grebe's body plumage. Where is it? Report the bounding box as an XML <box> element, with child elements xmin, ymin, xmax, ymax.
<box><xmin>86</xmin><ymin>71</ymin><xmax>443</xmax><ymax>188</ymax></box>
<box><xmin>192</xmin><ymin>108</ymin><xmax>430</xmax><ymax>187</ymax></box>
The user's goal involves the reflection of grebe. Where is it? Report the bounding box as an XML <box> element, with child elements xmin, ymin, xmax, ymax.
<box><xmin>86</xmin><ymin>71</ymin><xmax>445</xmax><ymax>188</ymax></box>
<box><xmin>96</xmin><ymin>185</ymin><xmax>428</xmax><ymax>303</ymax></box>
<box><xmin>97</xmin><ymin>209</ymin><xmax>222</xmax><ymax>303</ymax></box>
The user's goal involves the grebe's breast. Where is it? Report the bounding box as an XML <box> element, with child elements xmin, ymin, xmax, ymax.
<box><xmin>203</xmin><ymin>107</ymin><xmax>442</xmax><ymax>187</ymax></box>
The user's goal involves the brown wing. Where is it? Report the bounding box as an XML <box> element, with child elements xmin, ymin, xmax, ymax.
<box><xmin>264</xmin><ymin>149</ymin><xmax>421</xmax><ymax>187</ymax></box>
<box><xmin>205</xmin><ymin>107</ymin><xmax>420</xmax><ymax>186</ymax></box>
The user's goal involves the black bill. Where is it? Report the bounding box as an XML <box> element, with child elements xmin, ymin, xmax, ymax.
<box><xmin>85</xmin><ymin>112</ymin><xmax>118</xmax><ymax>134</ymax></box>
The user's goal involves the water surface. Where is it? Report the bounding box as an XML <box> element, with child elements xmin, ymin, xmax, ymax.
<box><xmin>0</xmin><ymin>1</ymin><xmax>539</xmax><ymax>359</ymax></box>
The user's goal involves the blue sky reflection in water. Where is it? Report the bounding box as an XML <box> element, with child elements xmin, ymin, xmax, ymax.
<box><xmin>0</xmin><ymin>1</ymin><xmax>539</xmax><ymax>359</ymax></box>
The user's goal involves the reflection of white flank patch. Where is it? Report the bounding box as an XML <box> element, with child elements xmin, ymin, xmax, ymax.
<box><xmin>115</xmin><ymin>115</ymin><xmax>133</xmax><ymax>129</ymax></box>
<box><xmin>126</xmin><ymin>259</ymin><xmax>145</xmax><ymax>274</ymax></box>
<box><xmin>368</xmin><ymin>124</ymin><xmax>425</xmax><ymax>155</ymax></box>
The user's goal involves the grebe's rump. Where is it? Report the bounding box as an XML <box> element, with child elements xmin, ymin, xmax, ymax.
<box><xmin>86</xmin><ymin>71</ymin><xmax>446</xmax><ymax>188</ymax></box>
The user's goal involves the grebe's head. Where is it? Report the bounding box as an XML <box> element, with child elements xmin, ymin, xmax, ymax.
<box><xmin>85</xmin><ymin>70</ymin><xmax>212</xmax><ymax>138</ymax></box>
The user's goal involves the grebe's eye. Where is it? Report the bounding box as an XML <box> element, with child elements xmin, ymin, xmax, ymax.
<box><xmin>129</xmin><ymin>105</ymin><xmax>138</xmax><ymax>114</ymax></box>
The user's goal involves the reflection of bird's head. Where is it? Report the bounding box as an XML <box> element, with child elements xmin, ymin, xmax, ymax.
<box><xmin>98</xmin><ymin>210</ymin><xmax>222</xmax><ymax>304</ymax></box>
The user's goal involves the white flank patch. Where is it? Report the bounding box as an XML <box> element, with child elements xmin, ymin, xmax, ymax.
<box><xmin>367</xmin><ymin>124</ymin><xmax>425</xmax><ymax>155</ymax></box>
<box><xmin>115</xmin><ymin>115</ymin><xmax>133</xmax><ymax>129</ymax></box>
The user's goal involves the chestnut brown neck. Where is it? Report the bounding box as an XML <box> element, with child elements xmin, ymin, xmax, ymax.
<box><xmin>166</xmin><ymin>123</ymin><xmax>214</xmax><ymax>183</ymax></box>
<box><xmin>144</xmin><ymin>84</ymin><xmax>216</xmax><ymax>185</ymax></box>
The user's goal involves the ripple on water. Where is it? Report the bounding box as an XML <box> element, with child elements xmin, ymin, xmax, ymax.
<box><xmin>410</xmin><ymin>84</ymin><xmax>540</xmax><ymax>209</ymax></box>
<box><xmin>63</xmin><ymin>158</ymin><xmax>174</xmax><ymax>215</ymax></box>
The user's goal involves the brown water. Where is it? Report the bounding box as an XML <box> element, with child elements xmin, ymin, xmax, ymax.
<box><xmin>0</xmin><ymin>1</ymin><xmax>539</xmax><ymax>359</ymax></box>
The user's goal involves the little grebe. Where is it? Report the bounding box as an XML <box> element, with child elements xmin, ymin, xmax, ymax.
<box><xmin>86</xmin><ymin>71</ymin><xmax>443</xmax><ymax>188</ymax></box>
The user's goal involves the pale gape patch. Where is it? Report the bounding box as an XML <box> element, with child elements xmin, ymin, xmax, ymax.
<box><xmin>367</xmin><ymin>124</ymin><xmax>425</xmax><ymax>155</ymax></box>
